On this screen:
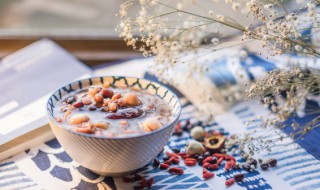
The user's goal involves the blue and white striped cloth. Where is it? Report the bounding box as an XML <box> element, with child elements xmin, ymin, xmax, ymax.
<box><xmin>1</xmin><ymin>52</ymin><xmax>320</xmax><ymax>190</ymax></box>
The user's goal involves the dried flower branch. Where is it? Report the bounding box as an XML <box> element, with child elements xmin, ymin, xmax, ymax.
<box><xmin>243</xmin><ymin>67</ymin><xmax>320</xmax><ymax>153</ymax></box>
<box><xmin>117</xmin><ymin>0</ymin><xmax>320</xmax><ymax>77</ymax></box>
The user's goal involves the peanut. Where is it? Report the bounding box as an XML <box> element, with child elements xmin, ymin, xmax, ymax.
<box><xmin>77</xmin><ymin>122</ymin><xmax>95</xmax><ymax>134</ymax></box>
<box><xmin>120</xmin><ymin>120</ymin><xmax>128</xmax><ymax>125</ymax></box>
<box><xmin>142</xmin><ymin>118</ymin><xmax>163</xmax><ymax>132</ymax></box>
<box><xmin>88</xmin><ymin>87</ymin><xmax>101</xmax><ymax>97</ymax></box>
<box><xmin>69</xmin><ymin>114</ymin><xmax>90</xmax><ymax>125</ymax></box>
<box><xmin>108</xmin><ymin>102</ymin><xmax>118</xmax><ymax>111</ymax></box>
<box><xmin>103</xmin><ymin>99</ymin><xmax>111</xmax><ymax>106</ymax></box>
<box><xmin>94</xmin><ymin>94</ymin><xmax>103</xmax><ymax>103</ymax></box>
<box><xmin>123</xmin><ymin>93</ymin><xmax>141</xmax><ymax>106</ymax></box>
<box><xmin>112</xmin><ymin>93</ymin><xmax>122</xmax><ymax>101</ymax></box>
<box><xmin>94</xmin><ymin>121</ymin><xmax>110</xmax><ymax>130</ymax></box>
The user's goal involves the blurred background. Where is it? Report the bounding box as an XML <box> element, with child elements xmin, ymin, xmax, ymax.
<box><xmin>0</xmin><ymin>0</ymin><xmax>299</xmax><ymax>66</ymax></box>
<box><xmin>0</xmin><ymin>0</ymin><xmax>140</xmax><ymax>66</ymax></box>
<box><xmin>0</xmin><ymin>0</ymin><xmax>254</xmax><ymax>67</ymax></box>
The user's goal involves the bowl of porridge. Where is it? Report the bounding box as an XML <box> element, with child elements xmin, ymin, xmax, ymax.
<box><xmin>46</xmin><ymin>76</ymin><xmax>181</xmax><ymax>176</ymax></box>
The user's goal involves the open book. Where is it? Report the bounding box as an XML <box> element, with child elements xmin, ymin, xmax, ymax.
<box><xmin>0</xmin><ymin>39</ymin><xmax>92</xmax><ymax>160</ymax></box>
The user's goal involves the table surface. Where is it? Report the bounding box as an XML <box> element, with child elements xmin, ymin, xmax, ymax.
<box><xmin>1</xmin><ymin>57</ymin><xmax>320</xmax><ymax>190</ymax></box>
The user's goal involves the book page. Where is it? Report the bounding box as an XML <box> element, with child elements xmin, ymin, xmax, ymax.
<box><xmin>0</xmin><ymin>39</ymin><xmax>92</xmax><ymax>145</ymax></box>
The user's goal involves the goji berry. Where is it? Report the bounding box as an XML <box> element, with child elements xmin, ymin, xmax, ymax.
<box><xmin>175</xmin><ymin>123</ymin><xmax>181</xmax><ymax>129</ymax></box>
<box><xmin>225</xmin><ymin>155</ymin><xmax>236</xmax><ymax>161</ymax></box>
<box><xmin>147</xmin><ymin>178</ymin><xmax>154</xmax><ymax>188</ymax></box>
<box><xmin>212</xmin><ymin>131</ymin><xmax>222</xmax><ymax>136</ymax></box>
<box><xmin>178</xmin><ymin>152</ymin><xmax>187</xmax><ymax>157</ymax></box>
<box><xmin>202</xmin><ymin>156</ymin><xmax>213</xmax><ymax>164</ymax></box>
<box><xmin>203</xmin><ymin>162</ymin><xmax>210</xmax><ymax>168</ymax></box>
<box><xmin>217</xmin><ymin>157</ymin><xmax>224</xmax><ymax>165</ymax></box>
<box><xmin>173</xmin><ymin>157</ymin><xmax>180</xmax><ymax>164</ymax></box>
<box><xmin>203</xmin><ymin>172</ymin><xmax>215</xmax><ymax>180</ymax></box>
<box><xmin>207</xmin><ymin>164</ymin><xmax>219</xmax><ymax>170</ymax></box>
<box><xmin>168</xmin><ymin>167</ymin><xmax>184</xmax><ymax>175</ymax></box>
<box><xmin>182</xmin><ymin>154</ymin><xmax>190</xmax><ymax>159</ymax></box>
<box><xmin>213</xmin><ymin>153</ymin><xmax>226</xmax><ymax>159</ymax></box>
<box><xmin>165</xmin><ymin>151</ymin><xmax>172</xmax><ymax>157</ymax></box>
<box><xmin>185</xmin><ymin>158</ymin><xmax>197</xmax><ymax>162</ymax></box>
<box><xmin>184</xmin><ymin>160</ymin><xmax>197</xmax><ymax>166</ymax></box>
<box><xmin>140</xmin><ymin>178</ymin><xmax>147</xmax><ymax>189</ymax></box>
<box><xmin>164</xmin><ymin>157</ymin><xmax>175</xmax><ymax>165</ymax></box>
<box><xmin>225</xmin><ymin>178</ymin><xmax>235</xmax><ymax>187</ymax></box>
<box><xmin>225</xmin><ymin>160</ymin><xmax>236</xmax><ymax>171</ymax></box>
<box><xmin>160</xmin><ymin>163</ymin><xmax>170</xmax><ymax>169</ymax></box>
<box><xmin>166</xmin><ymin>152</ymin><xmax>179</xmax><ymax>158</ymax></box>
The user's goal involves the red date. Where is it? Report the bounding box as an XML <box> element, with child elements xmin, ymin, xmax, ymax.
<box><xmin>105</xmin><ymin>108</ymin><xmax>144</xmax><ymax>119</ymax></box>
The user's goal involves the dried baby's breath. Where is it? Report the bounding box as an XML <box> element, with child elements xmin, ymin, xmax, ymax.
<box><xmin>117</xmin><ymin>0</ymin><xmax>320</xmax><ymax>82</ymax></box>
<box><xmin>242</xmin><ymin>67</ymin><xmax>320</xmax><ymax>153</ymax></box>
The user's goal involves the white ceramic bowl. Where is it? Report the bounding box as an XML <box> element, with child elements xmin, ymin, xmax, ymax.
<box><xmin>46</xmin><ymin>76</ymin><xmax>181</xmax><ymax>176</ymax></box>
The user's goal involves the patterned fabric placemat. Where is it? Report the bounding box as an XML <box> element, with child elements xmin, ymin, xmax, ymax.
<box><xmin>1</xmin><ymin>96</ymin><xmax>320</xmax><ymax>190</ymax></box>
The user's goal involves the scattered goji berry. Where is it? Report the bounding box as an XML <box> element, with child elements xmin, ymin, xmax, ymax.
<box><xmin>225</xmin><ymin>178</ymin><xmax>235</xmax><ymax>187</ymax></box>
<box><xmin>165</xmin><ymin>151</ymin><xmax>172</xmax><ymax>157</ymax></box>
<box><xmin>168</xmin><ymin>167</ymin><xmax>184</xmax><ymax>175</ymax></box>
<box><xmin>174</xmin><ymin>123</ymin><xmax>182</xmax><ymax>135</ymax></box>
<box><xmin>207</xmin><ymin>164</ymin><xmax>219</xmax><ymax>170</ymax></box>
<box><xmin>224</xmin><ymin>160</ymin><xmax>236</xmax><ymax>171</ymax></box>
<box><xmin>203</xmin><ymin>162</ymin><xmax>210</xmax><ymax>168</ymax></box>
<box><xmin>213</xmin><ymin>153</ymin><xmax>226</xmax><ymax>159</ymax></box>
<box><xmin>182</xmin><ymin>154</ymin><xmax>190</xmax><ymax>159</ymax></box>
<box><xmin>140</xmin><ymin>178</ymin><xmax>147</xmax><ymax>189</ymax></box>
<box><xmin>173</xmin><ymin>157</ymin><xmax>180</xmax><ymax>164</ymax></box>
<box><xmin>203</xmin><ymin>172</ymin><xmax>215</xmax><ymax>180</ymax></box>
<box><xmin>160</xmin><ymin>163</ymin><xmax>170</xmax><ymax>169</ymax></box>
<box><xmin>212</xmin><ymin>131</ymin><xmax>223</xmax><ymax>136</ymax></box>
<box><xmin>225</xmin><ymin>155</ymin><xmax>236</xmax><ymax>161</ymax></box>
<box><xmin>184</xmin><ymin>160</ymin><xmax>197</xmax><ymax>166</ymax></box>
<box><xmin>165</xmin><ymin>152</ymin><xmax>173</xmax><ymax>157</ymax></box>
<box><xmin>147</xmin><ymin>178</ymin><xmax>154</xmax><ymax>188</ymax></box>
<box><xmin>225</xmin><ymin>160</ymin><xmax>235</xmax><ymax>171</ymax></box>
<box><xmin>225</xmin><ymin>164</ymin><xmax>231</xmax><ymax>171</ymax></box>
<box><xmin>217</xmin><ymin>157</ymin><xmax>224</xmax><ymax>165</ymax></box>
<box><xmin>178</xmin><ymin>152</ymin><xmax>187</xmax><ymax>157</ymax></box>
<box><xmin>164</xmin><ymin>157</ymin><xmax>175</xmax><ymax>165</ymax></box>
<box><xmin>202</xmin><ymin>156</ymin><xmax>213</xmax><ymax>164</ymax></box>
<box><xmin>185</xmin><ymin>158</ymin><xmax>197</xmax><ymax>162</ymax></box>
<box><xmin>166</xmin><ymin>151</ymin><xmax>179</xmax><ymax>158</ymax></box>
<box><xmin>175</xmin><ymin>123</ymin><xmax>181</xmax><ymax>130</ymax></box>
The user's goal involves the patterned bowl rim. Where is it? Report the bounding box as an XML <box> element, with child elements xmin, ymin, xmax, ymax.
<box><xmin>46</xmin><ymin>76</ymin><xmax>182</xmax><ymax>140</ymax></box>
